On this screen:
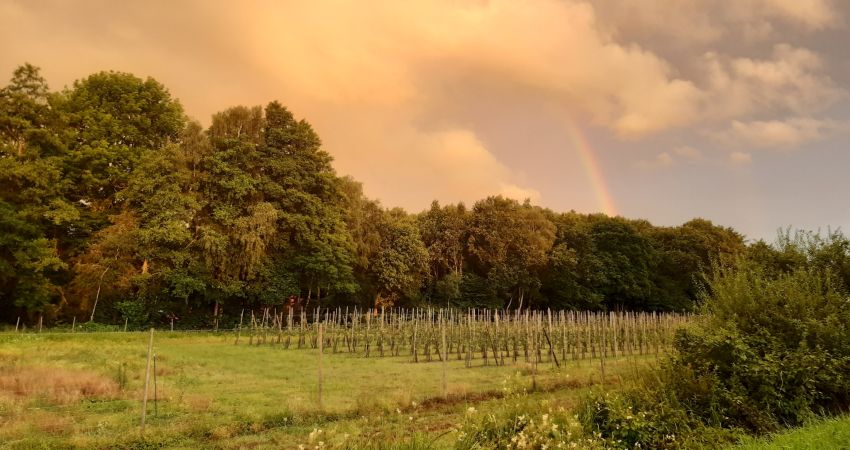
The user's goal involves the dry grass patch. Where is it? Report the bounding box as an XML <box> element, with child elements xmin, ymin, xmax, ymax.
<box><xmin>183</xmin><ymin>393</ymin><xmax>213</xmax><ymax>412</ymax></box>
<box><xmin>30</xmin><ymin>410</ymin><xmax>74</xmax><ymax>435</ymax></box>
<box><xmin>0</xmin><ymin>366</ymin><xmax>119</xmax><ymax>404</ymax></box>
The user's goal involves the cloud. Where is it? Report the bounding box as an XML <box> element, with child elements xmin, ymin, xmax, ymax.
<box><xmin>638</xmin><ymin>146</ymin><xmax>705</xmax><ymax>169</ymax></box>
<box><xmin>701</xmin><ymin>45</ymin><xmax>843</xmax><ymax>120</ymax></box>
<box><xmin>673</xmin><ymin>146</ymin><xmax>703</xmax><ymax>159</ymax></box>
<box><xmin>420</xmin><ymin>129</ymin><xmax>540</xmax><ymax>204</ymax></box>
<box><xmin>729</xmin><ymin>152</ymin><xmax>753</xmax><ymax>164</ymax></box>
<box><xmin>759</xmin><ymin>0</ymin><xmax>840</xmax><ymax>29</ymax></box>
<box><xmin>0</xmin><ymin>0</ymin><xmax>847</xmax><ymax>212</ymax></box>
<box><xmin>593</xmin><ymin>0</ymin><xmax>839</xmax><ymax>47</ymax></box>
<box><xmin>724</xmin><ymin>117</ymin><xmax>847</xmax><ymax>148</ymax></box>
<box><xmin>322</xmin><ymin>122</ymin><xmax>540</xmax><ymax>209</ymax></box>
<box><xmin>499</xmin><ymin>183</ymin><xmax>541</xmax><ymax>203</ymax></box>
<box><xmin>637</xmin><ymin>152</ymin><xmax>675</xmax><ymax>169</ymax></box>
<box><xmin>244</xmin><ymin>0</ymin><xmax>705</xmax><ymax>137</ymax></box>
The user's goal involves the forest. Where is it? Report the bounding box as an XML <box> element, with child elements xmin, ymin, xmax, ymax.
<box><xmin>2</xmin><ymin>63</ymin><xmax>849</xmax><ymax>328</ymax></box>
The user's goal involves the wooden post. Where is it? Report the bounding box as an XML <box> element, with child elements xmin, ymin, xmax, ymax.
<box><xmin>441</xmin><ymin>320</ymin><xmax>448</xmax><ymax>398</ymax></box>
<box><xmin>235</xmin><ymin>309</ymin><xmax>244</xmax><ymax>345</ymax></box>
<box><xmin>15</xmin><ymin>316</ymin><xmax>20</xmax><ymax>333</ymax></box>
<box><xmin>38</xmin><ymin>314</ymin><xmax>42</xmax><ymax>333</ymax></box>
<box><xmin>141</xmin><ymin>328</ymin><xmax>154</xmax><ymax>435</ymax></box>
<box><xmin>213</xmin><ymin>302</ymin><xmax>220</xmax><ymax>332</ymax></box>
<box><xmin>153</xmin><ymin>354</ymin><xmax>158</xmax><ymax>416</ymax></box>
<box><xmin>318</xmin><ymin>323</ymin><xmax>324</xmax><ymax>411</ymax></box>
<box><xmin>531</xmin><ymin>322</ymin><xmax>538</xmax><ymax>391</ymax></box>
<box><xmin>124</xmin><ymin>318</ymin><xmax>129</xmax><ymax>332</ymax></box>
<box><xmin>600</xmin><ymin>319</ymin><xmax>606</xmax><ymax>390</ymax></box>
<box><xmin>71</xmin><ymin>317</ymin><xmax>76</xmax><ymax>333</ymax></box>
<box><xmin>542</xmin><ymin>326</ymin><xmax>560</xmax><ymax>368</ymax></box>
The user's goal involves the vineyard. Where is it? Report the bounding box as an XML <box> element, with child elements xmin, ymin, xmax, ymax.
<box><xmin>235</xmin><ymin>308</ymin><xmax>691</xmax><ymax>366</ymax></box>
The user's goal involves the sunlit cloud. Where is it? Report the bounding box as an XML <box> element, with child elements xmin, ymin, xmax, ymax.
<box><xmin>729</xmin><ymin>151</ymin><xmax>754</xmax><ymax>165</ymax></box>
<box><xmin>0</xmin><ymin>0</ymin><xmax>848</xmax><ymax>227</ymax></box>
<box><xmin>725</xmin><ymin>117</ymin><xmax>848</xmax><ymax>149</ymax></box>
<box><xmin>672</xmin><ymin>146</ymin><xmax>703</xmax><ymax>160</ymax></box>
<box><xmin>637</xmin><ymin>152</ymin><xmax>675</xmax><ymax>170</ymax></box>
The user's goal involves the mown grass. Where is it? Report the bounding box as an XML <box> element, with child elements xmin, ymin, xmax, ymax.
<box><xmin>0</xmin><ymin>331</ymin><xmax>656</xmax><ymax>449</ymax></box>
<box><xmin>731</xmin><ymin>415</ymin><xmax>850</xmax><ymax>450</ymax></box>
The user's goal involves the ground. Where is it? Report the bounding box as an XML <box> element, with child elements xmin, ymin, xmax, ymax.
<box><xmin>0</xmin><ymin>331</ymin><xmax>654</xmax><ymax>449</ymax></box>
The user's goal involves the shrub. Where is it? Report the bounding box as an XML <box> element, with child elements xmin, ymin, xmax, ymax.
<box><xmin>114</xmin><ymin>300</ymin><xmax>149</xmax><ymax>330</ymax></box>
<box><xmin>580</xmin><ymin>259</ymin><xmax>850</xmax><ymax>447</ymax></box>
<box><xmin>579</xmin><ymin>375</ymin><xmax>738</xmax><ymax>449</ymax></box>
<box><xmin>671</xmin><ymin>262</ymin><xmax>850</xmax><ymax>432</ymax></box>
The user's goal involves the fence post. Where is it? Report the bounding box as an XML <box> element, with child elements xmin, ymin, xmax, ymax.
<box><xmin>141</xmin><ymin>328</ymin><xmax>155</xmax><ymax>435</ymax></box>
<box><xmin>153</xmin><ymin>354</ymin><xmax>158</xmax><ymax>417</ymax></box>
<box><xmin>318</xmin><ymin>323</ymin><xmax>324</xmax><ymax>411</ymax></box>
<box><xmin>441</xmin><ymin>320</ymin><xmax>448</xmax><ymax>398</ymax></box>
<box><xmin>235</xmin><ymin>309</ymin><xmax>244</xmax><ymax>345</ymax></box>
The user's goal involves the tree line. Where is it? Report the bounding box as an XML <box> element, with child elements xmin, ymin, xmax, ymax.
<box><xmin>2</xmin><ymin>64</ymin><xmax>847</xmax><ymax>327</ymax></box>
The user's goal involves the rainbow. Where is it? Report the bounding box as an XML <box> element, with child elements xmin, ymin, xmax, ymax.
<box><xmin>565</xmin><ymin>119</ymin><xmax>617</xmax><ymax>217</ymax></box>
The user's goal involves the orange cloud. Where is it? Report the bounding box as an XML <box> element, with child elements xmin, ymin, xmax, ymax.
<box><xmin>0</xmin><ymin>0</ymin><xmax>845</xmax><ymax>212</ymax></box>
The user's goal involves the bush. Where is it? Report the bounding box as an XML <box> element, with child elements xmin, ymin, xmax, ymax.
<box><xmin>671</xmin><ymin>262</ymin><xmax>850</xmax><ymax>432</ymax></box>
<box><xmin>114</xmin><ymin>300</ymin><xmax>149</xmax><ymax>330</ymax></box>
<box><xmin>580</xmin><ymin>259</ymin><xmax>850</xmax><ymax>447</ymax></box>
<box><xmin>579</xmin><ymin>374</ymin><xmax>738</xmax><ymax>449</ymax></box>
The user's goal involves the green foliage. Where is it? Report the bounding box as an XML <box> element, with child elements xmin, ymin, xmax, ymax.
<box><xmin>0</xmin><ymin>62</ymin><xmax>784</xmax><ymax>323</ymax></box>
<box><xmin>59</xmin><ymin>70</ymin><xmax>185</xmax><ymax>202</ymax></box>
<box><xmin>467</xmin><ymin>197</ymin><xmax>555</xmax><ymax>309</ymax></box>
<box><xmin>369</xmin><ymin>209</ymin><xmax>429</xmax><ymax>306</ymax></box>
<box><xmin>670</xmin><ymin>261</ymin><xmax>850</xmax><ymax>432</ymax></box>
<box><xmin>0</xmin><ymin>200</ymin><xmax>65</xmax><ymax>312</ymax></box>
<box><xmin>114</xmin><ymin>299</ymin><xmax>148</xmax><ymax>329</ymax></box>
<box><xmin>578</xmin><ymin>364</ymin><xmax>743</xmax><ymax>449</ymax></box>
<box><xmin>580</xmin><ymin>245</ymin><xmax>850</xmax><ymax>448</ymax></box>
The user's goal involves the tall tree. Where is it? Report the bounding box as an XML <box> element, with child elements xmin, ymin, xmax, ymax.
<box><xmin>369</xmin><ymin>208</ymin><xmax>428</xmax><ymax>307</ymax></box>
<box><xmin>467</xmin><ymin>196</ymin><xmax>555</xmax><ymax>309</ymax></box>
<box><xmin>58</xmin><ymin>71</ymin><xmax>185</xmax><ymax>232</ymax></box>
<box><xmin>0</xmin><ymin>65</ymin><xmax>68</xmax><ymax>317</ymax></box>
<box><xmin>418</xmin><ymin>201</ymin><xmax>469</xmax><ymax>306</ymax></box>
<box><xmin>263</xmin><ymin>102</ymin><xmax>356</xmax><ymax>304</ymax></box>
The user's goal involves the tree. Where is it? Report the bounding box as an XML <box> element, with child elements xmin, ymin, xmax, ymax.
<box><xmin>649</xmin><ymin>218</ymin><xmax>746</xmax><ymax>310</ymax></box>
<box><xmin>0</xmin><ymin>64</ymin><xmax>69</xmax><ymax>317</ymax></box>
<box><xmin>587</xmin><ymin>216</ymin><xmax>657</xmax><ymax>310</ymax></box>
<box><xmin>263</xmin><ymin>102</ymin><xmax>356</xmax><ymax>303</ymax></box>
<box><xmin>418</xmin><ymin>201</ymin><xmax>469</xmax><ymax>306</ymax></box>
<box><xmin>369</xmin><ymin>208</ymin><xmax>428</xmax><ymax>306</ymax></box>
<box><xmin>467</xmin><ymin>196</ymin><xmax>555</xmax><ymax>309</ymax></box>
<box><xmin>59</xmin><ymin>71</ymin><xmax>185</xmax><ymax>213</ymax></box>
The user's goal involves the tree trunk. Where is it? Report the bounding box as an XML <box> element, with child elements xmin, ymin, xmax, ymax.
<box><xmin>90</xmin><ymin>267</ymin><xmax>110</xmax><ymax>322</ymax></box>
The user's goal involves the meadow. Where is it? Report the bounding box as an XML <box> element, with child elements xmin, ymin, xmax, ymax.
<box><xmin>0</xmin><ymin>311</ymin><xmax>672</xmax><ymax>450</ymax></box>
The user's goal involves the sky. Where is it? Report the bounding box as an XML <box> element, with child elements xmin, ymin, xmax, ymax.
<box><xmin>2</xmin><ymin>0</ymin><xmax>849</xmax><ymax>241</ymax></box>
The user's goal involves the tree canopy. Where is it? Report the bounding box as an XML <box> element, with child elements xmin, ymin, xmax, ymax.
<box><xmin>2</xmin><ymin>64</ymin><xmax>818</xmax><ymax>327</ymax></box>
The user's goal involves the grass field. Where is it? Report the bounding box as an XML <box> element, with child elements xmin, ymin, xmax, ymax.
<box><xmin>0</xmin><ymin>331</ymin><xmax>657</xmax><ymax>449</ymax></box>
<box><xmin>731</xmin><ymin>415</ymin><xmax>850</xmax><ymax>450</ymax></box>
